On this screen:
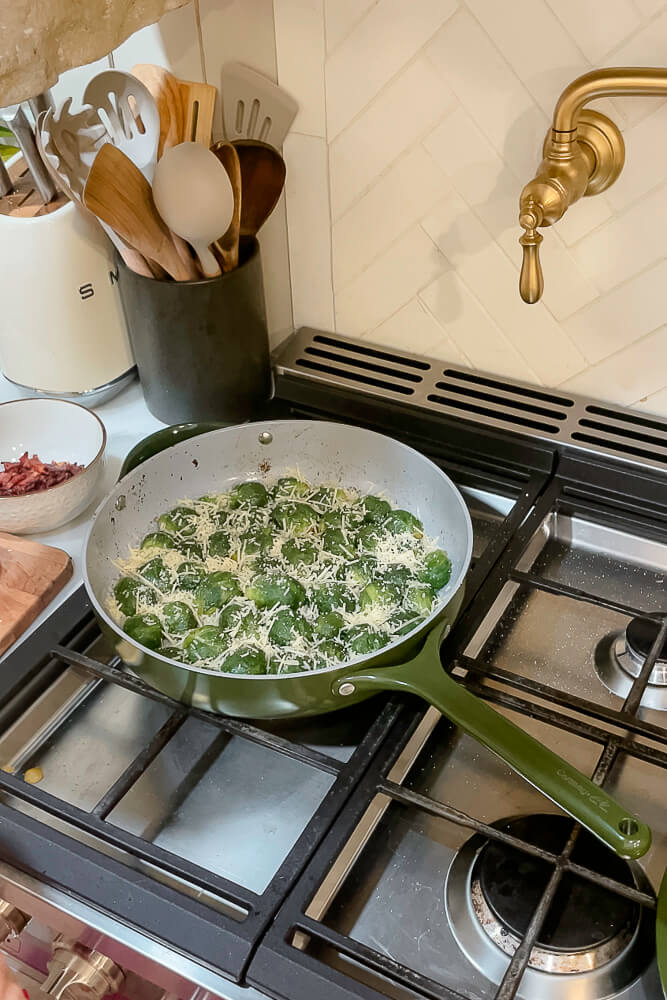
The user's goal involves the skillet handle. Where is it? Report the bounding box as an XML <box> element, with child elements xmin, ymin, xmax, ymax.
<box><xmin>334</xmin><ymin>625</ymin><xmax>651</xmax><ymax>860</ymax></box>
<box><xmin>119</xmin><ymin>422</ymin><xmax>227</xmax><ymax>479</ymax></box>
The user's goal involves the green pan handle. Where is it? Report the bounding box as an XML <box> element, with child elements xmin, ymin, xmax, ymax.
<box><xmin>119</xmin><ymin>422</ymin><xmax>228</xmax><ymax>479</ymax></box>
<box><xmin>334</xmin><ymin>624</ymin><xmax>651</xmax><ymax>860</ymax></box>
<box><xmin>658</xmin><ymin>868</ymin><xmax>667</xmax><ymax>997</ymax></box>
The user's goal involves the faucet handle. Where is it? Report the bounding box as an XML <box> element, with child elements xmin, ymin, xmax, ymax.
<box><xmin>519</xmin><ymin>213</ymin><xmax>544</xmax><ymax>304</ymax></box>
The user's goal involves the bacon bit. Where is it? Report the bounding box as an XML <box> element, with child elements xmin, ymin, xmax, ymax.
<box><xmin>0</xmin><ymin>452</ymin><xmax>84</xmax><ymax>497</ymax></box>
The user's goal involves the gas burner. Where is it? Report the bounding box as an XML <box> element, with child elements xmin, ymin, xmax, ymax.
<box><xmin>595</xmin><ymin>616</ymin><xmax>667</xmax><ymax>711</ymax></box>
<box><xmin>446</xmin><ymin>815</ymin><xmax>658</xmax><ymax>999</ymax></box>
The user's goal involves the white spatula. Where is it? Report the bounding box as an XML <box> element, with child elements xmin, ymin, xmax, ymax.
<box><xmin>220</xmin><ymin>62</ymin><xmax>298</xmax><ymax>147</ymax></box>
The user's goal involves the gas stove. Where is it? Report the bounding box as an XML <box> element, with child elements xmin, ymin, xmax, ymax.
<box><xmin>0</xmin><ymin>328</ymin><xmax>665</xmax><ymax>1000</ymax></box>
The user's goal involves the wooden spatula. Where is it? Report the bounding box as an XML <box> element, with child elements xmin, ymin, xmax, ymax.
<box><xmin>132</xmin><ymin>63</ymin><xmax>184</xmax><ymax>156</ymax></box>
<box><xmin>178</xmin><ymin>79</ymin><xmax>217</xmax><ymax>146</ymax></box>
<box><xmin>83</xmin><ymin>144</ymin><xmax>199</xmax><ymax>281</ymax></box>
<box><xmin>210</xmin><ymin>141</ymin><xmax>241</xmax><ymax>271</ymax></box>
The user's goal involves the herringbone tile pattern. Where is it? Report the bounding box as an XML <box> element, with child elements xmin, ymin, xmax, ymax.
<box><xmin>275</xmin><ymin>0</ymin><xmax>667</xmax><ymax>416</ymax></box>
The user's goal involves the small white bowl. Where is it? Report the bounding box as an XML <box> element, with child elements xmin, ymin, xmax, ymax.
<box><xmin>0</xmin><ymin>398</ymin><xmax>107</xmax><ymax>534</ymax></box>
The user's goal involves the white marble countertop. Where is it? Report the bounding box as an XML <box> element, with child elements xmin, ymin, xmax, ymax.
<box><xmin>0</xmin><ymin>376</ymin><xmax>165</xmax><ymax>661</ymax></box>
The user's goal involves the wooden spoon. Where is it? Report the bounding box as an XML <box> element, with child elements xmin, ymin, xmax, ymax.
<box><xmin>83</xmin><ymin>144</ymin><xmax>199</xmax><ymax>281</ymax></box>
<box><xmin>132</xmin><ymin>63</ymin><xmax>184</xmax><ymax>156</ymax></box>
<box><xmin>231</xmin><ymin>139</ymin><xmax>286</xmax><ymax>236</ymax></box>
<box><xmin>210</xmin><ymin>141</ymin><xmax>241</xmax><ymax>271</ymax></box>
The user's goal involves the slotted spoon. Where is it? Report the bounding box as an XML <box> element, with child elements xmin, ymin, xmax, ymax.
<box><xmin>83</xmin><ymin>70</ymin><xmax>159</xmax><ymax>181</ymax></box>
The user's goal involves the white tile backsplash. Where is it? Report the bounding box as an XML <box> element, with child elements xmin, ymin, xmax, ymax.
<box><xmin>65</xmin><ymin>0</ymin><xmax>667</xmax><ymax>416</ymax></box>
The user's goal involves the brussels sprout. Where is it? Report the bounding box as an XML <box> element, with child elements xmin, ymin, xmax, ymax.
<box><xmin>344</xmin><ymin>557</ymin><xmax>377</xmax><ymax>588</ymax></box>
<box><xmin>124</xmin><ymin>613</ymin><xmax>163</xmax><ymax>650</ymax></box>
<box><xmin>246</xmin><ymin>573</ymin><xmax>306</xmax><ymax>610</ymax></box>
<box><xmin>177</xmin><ymin>539</ymin><xmax>204</xmax><ymax>560</ymax></box>
<box><xmin>384</xmin><ymin>509</ymin><xmax>423</xmax><ymax>538</ymax></box>
<box><xmin>176</xmin><ymin>561</ymin><xmax>207</xmax><ymax>592</ymax></box>
<box><xmin>312</xmin><ymin>583</ymin><xmax>356</xmax><ymax>613</ymax></box>
<box><xmin>319</xmin><ymin>509</ymin><xmax>343</xmax><ymax>530</ymax></box>
<box><xmin>194</xmin><ymin>571</ymin><xmax>242</xmax><ymax>613</ymax></box>
<box><xmin>322</xmin><ymin>528</ymin><xmax>355</xmax><ymax>559</ymax></box>
<box><xmin>404</xmin><ymin>583</ymin><xmax>436</xmax><ymax>616</ymax></box>
<box><xmin>267</xmin><ymin>654</ymin><xmax>310</xmax><ymax>674</ymax></box>
<box><xmin>311</xmin><ymin>486</ymin><xmax>348</xmax><ymax>506</ymax></box>
<box><xmin>161</xmin><ymin>645</ymin><xmax>188</xmax><ymax>662</ymax></box>
<box><xmin>418</xmin><ymin>549</ymin><xmax>452</xmax><ymax>590</ymax></box>
<box><xmin>140</xmin><ymin>531</ymin><xmax>176</xmax><ymax>551</ymax></box>
<box><xmin>361</xmin><ymin>495</ymin><xmax>392</xmax><ymax>523</ymax></box>
<box><xmin>359</xmin><ymin>582</ymin><xmax>399</xmax><ymax>611</ymax></box>
<box><xmin>113</xmin><ymin>577</ymin><xmax>156</xmax><ymax>616</ymax></box>
<box><xmin>212</xmin><ymin>509</ymin><xmax>228</xmax><ymax>528</ymax></box>
<box><xmin>208</xmin><ymin>530</ymin><xmax>231</xmax><ymax>558</ymax></box>
<box><xmin>197</xmin><ymin>493</ymin><xmax>220</xmax><ymax>505</ymax></box>
<box><xmin>239</xmin><ymin>525</ymin><xmax>273</xmax><ymax>556</ymax></box>
<box><xmin>345</xmin><ymin>625</ymin><xmax>389</xmax><ymax>655</ymax></box>
<box><xmin>139</xmin><ymin>557</ymin><xmax>173</xmax><ymax>592</ymax></box>
<box><xmin>269</xmin><ymin>609</ymin><xmax>313</xmax><ymax>646</ymax></box>
<box><xmin>183</xmin><ymin>626</ymin><xmax>226</xmax><ymax>661</ymax></box>
<box><xmin>357</xmin><ymin>524</ymin><xmax>385</xmax><ymax>552</ymax></box>
<box><xmin>314</xmin><ymin>611</ymin><xmax>344</xmax><ymax>638</ymax></box>
<box><xmin>218</xmin><ymin>602</ymin><xmax>260</xmax><ymax>638</ymax></box>
<box><xmin>272</xmin><ymin>476</ymin><xmax>311</xmax><ymax>499</ymax></box>
<box><xmin>318</xmin><ymin>639</ymin><xmax>345</xmax><ymax>662</ymax></box>
<box><xmin>230</xmin><ymin>481</ymin><xmax>268</xmax><ymax>508</ymax></box>
<box><xmin>378</xmin><ymin>565</ymin><xmax>415</xmax><ymax>589</ymax></box>
<box><xmin>162</xmin><ymin>601</ymin><xmax>197</xmax><ymax>634</ymax></box>
<box><xmin>223</xmin><ymin>645</ymin><xmax>267</xmax><ymax>674</ymax></box>
<box><xmin>271</xmin><ymin>501</ymin><xmax>319</xmax><ymax>535</ymax></box>
<box><xmin>282</xmin><ymin>538</ymin><xmax>317</xmax><ymax>567</ymax></box>
<box><xmin>393</xmin><ymin>611</ymin><xmax>425</xmax><ymax>636</ymax></box>
<box><xmin>157</xmin><ymin>506</ymin><xmax>197</xmax><ymax>536</ymax></box>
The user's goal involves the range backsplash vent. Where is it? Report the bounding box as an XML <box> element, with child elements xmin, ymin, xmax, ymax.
<box><xmin>274</xmin><ymin>328</ymin><xmax>667</xmax><ymax>474</ymax></box>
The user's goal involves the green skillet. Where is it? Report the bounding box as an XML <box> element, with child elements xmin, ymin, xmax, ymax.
<box><xmin>84</xmin><ymin>419</ymin><xmax>651</xmax><ymax>861</ymax></box>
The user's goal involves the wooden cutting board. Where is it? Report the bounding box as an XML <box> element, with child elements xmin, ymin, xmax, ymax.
<box><xmin>0</xmin><ymin>532</ymin><xmax>73</xmax><ymax>655</ymax></box>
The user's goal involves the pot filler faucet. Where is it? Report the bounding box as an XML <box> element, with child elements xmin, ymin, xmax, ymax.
<box><xmin>519</xmin><ymin>67</ymin><xmax>667</xmax><ymax>303</ymax></box>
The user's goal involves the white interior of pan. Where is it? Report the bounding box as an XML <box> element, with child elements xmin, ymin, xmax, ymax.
<box><xmin>84</xmin><ymin>420</ymin><xmax>473</xmax><ymax>674</ymax></box>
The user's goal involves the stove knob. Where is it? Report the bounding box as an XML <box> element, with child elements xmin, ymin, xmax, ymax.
<box><xmin>0</xmin><ymin>900</ymin><xmax>29</xmax><ymax>941</ymax></box>
<box><xmin>42</xmin><ymin>936</ymin><xmax>124</xmax><ymax>1000</ymax></box>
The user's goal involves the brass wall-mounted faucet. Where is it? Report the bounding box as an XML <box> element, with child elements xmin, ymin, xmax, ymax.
<box><xmin>519</xmin><ymin>67</ymin><xmax>667</xmax><ymax>303</ymax></box>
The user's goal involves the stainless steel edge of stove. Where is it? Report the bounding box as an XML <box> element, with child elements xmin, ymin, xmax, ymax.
<box><xmin>445</xmin><ymin>835</ymin><xmax>660</xmax><ymax>1000</ymax></box>
<box><xmin>0</xmin><ymin>860</ymin><xmax>269</xmax><ymax>1000</ymax></box>
<box><xmin>274</xmin><ymin>328</ymin><xmax>667</xmax><ymax>476</ymax></box>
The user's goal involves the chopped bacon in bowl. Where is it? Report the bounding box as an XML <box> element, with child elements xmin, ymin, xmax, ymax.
<box><xmin>0</xmin><ymin>452</ymin><xmax>84</xmax><ymax>497</ymax></box>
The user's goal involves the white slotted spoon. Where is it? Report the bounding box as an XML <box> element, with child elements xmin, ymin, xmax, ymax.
<box><xmin>83</xmin><ymin>70</ymin><xmax>160</xmax><ymax>182</ymax></box>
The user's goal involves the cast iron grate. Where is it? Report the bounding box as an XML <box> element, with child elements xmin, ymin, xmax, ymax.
<box><xmin>249</xmin><ymin>473</ymin><xmax>667</xmax><ymax>1000</ymax></box>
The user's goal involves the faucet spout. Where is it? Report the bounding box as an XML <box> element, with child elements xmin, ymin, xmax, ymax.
<box><xmin>518</xmin><ymin>66</ymin><xmax>667</xmax><ymax>304</ymax></box>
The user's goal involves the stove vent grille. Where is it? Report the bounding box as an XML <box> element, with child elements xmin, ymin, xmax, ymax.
<box><xmin>275</xmin><ymin>329</ymin><xmax>667</xmax><ymax>473</ymax></box>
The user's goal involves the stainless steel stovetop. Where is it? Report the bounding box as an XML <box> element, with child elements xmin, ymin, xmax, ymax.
<box><xmin>0</xmin><ymin>328</ymin><xmax>665</xmax><ymax>1000</ymax></box>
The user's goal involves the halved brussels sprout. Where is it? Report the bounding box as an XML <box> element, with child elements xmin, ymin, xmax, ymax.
<box><xmin>272</xmin><ymin>476</ymin><xmax>311</xmax><ymax>499</ymax></box>
<box><xmin>282</xmin><ymin>538</ymin><xmax>317</xmax><ymax>567</ymax></box>
<box><xmin>314</xmin><ymin>611</ymin><xmax>344</xmax><ymax>638</ymax></box>
<box><xmin>218</xmin><ymin>602</ymin><xmax>260</xmax><ymax>638</ymax></box>
<box><xmin>208</xmin><ymin>530</ymin><xmax>231</xmax><ymax>558</ymax></box>
<box><xmin>268</xmin><ymin>654</ymin><xmax>310</xmax><ymax>674</ymax></box>
<box><xmin>124</xmin><ymin>613</ymin><xmax>163</xmax><ymax>650</ymax></box>
<box><xmin>361</xmin><ymin>495</ymin><xmax>392</xmax><ymax>523</ymax></box>
<box><xmin>322</xmin><ymin>527</ymin><xmax>355</xmax><ymax>559</ymax></box>
<box><xmin>269</xmin><ymin>609</ymin><xmax>314</xmax><ymax>646</ymax></box>
<box><xmin>223</xmin><ymin>645</ymin><xmax>267</xmax><ymax>674</ymax></box>
<box><xmin>138</xmin><ymin>557</ymin><xmax>172</xmax><ymax>592</ymax></box>
<box><xmin>176</xmin><ymin>561</ymin><xmax>206</xmax><ymax>592</ymax></box>
<box><xmin>161</xmin><ymin>645</ymin><xmax>188</xmax><ymax>662</ymax></box>
<box><xmin>157</xmin><ymin>506</ymin><xmax>197</xmax><ymax>536</ymax></box>
<box><xmin>359</xmin><ymin>582</ymin><xmax>399</xmax><ymax>610</ymax></box>
<box><xmin>404</xmin><ymin>583</ymin><xmax>435</xmax><ymax>616</ymax></box>
<box><xmin>140</xmin><ymin>531</ymin><xmax>176</xmax><ymax>551</ymax></box>
<box><xmin>113</xmin><ymin>577</ymin><xmax>156</xmax><ymax>616</ymax></box>
<box><xmin>194</xmin><ymin>571</ymin><xmax>242</xmax><ymax>613</ymax></box>
<box><xmin>319</xmin><ymin>509</ymin><xmax>343</xmax><ymax>530</ymax></box>
<box><xmin>378</xmin><ymin>565</ymin><xmax>415</xmax><ymax>589</ymax></box>
<box><xmin>230</xmin><ymin>482</ymin><xmax>268</xmax><ymax>508</ymax></box>
<box><xmin>357</xmin><ymin>524</ymin><xmax>385</xmax><ymax>552</ymax></box>
<box><xmin>384</xmin><ymin>509</ymin><xmax>423</xmax><ymax>538</ymax></box>
<box><xmin>312</xmin><ymin>583</ymin><xmax>356</xmax><ymax>613</ymax></box>
<box><xmin>271</xmin><ymin>501</ymin><xmax>319</xmax><ymax>535</ymax></box>
<box><xmin>239</xmin><ymin>525</ymin><xmax>273</xmax><ymax>556</ymax></box>
<box><xmin>318</xmin><ymin>639</ymin><xmax>345</xmax><ymax>662</ymax></box>
<box><xmin>393</xmin><ymin>610</ymin><xmax>425</xmax><ymax>636</ymax></box>
<box><xmin>345</xmin><ymin>625</ymin><xmax>389</xmax><ymax>655</ymax></box>
<box><xmin>311</xmin><ymin>486</ymin><xmax>348</xmax><ymax>507</ymax></box>
<box><xmin>162</xmin><ymin>601</ymin><xmax>197</xmax><ymax>634</ymax></box>
<box><xmin>177</xmin><ymin>539</ymin><xmax>204</xmax><ymax>560</ymax></box>
<box><xmin>418</xmin><ymin>549</ymin><xmax>452</xmax><ymax>590</ymax></box>
<box><xmin>245</xmin><ymin>573</ymin><xmax>306</xmax><ymax>610</ymax></box>
<box><xmin>344</xmin><ymin>557</ymin><xmax>377</xmax><ymax>588</ymax></box>
<box><xmin>183</xmin><ymin>625</ymin><xmax>227</xmax><ymax>661</ymax></box>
